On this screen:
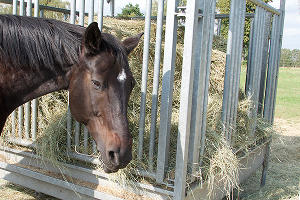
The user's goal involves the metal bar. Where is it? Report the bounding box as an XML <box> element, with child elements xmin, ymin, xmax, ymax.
<box><xmin>83</xmin><ymin>127</ymin><xmax>88</xmax><ymax>153</ymax></box>
<box><xmin>31</xmin><ymin>99</ymin><xmax>37</xmax><ymax>141</ymax></box>
<box><xmin>231</xmin><ymin>0</ymin><xmax>247</xmax><ymax>141</ymax></box>
<box><xmin>88</xmin><ymin>0</ymin><xmax>94</xmax><ymax>25</ymax></box>
<box><xmin>98</xmin><ymin>0</ymin><xmax>104</xmax><ymax>30</ymax></box>
<box><xmin>39</xmin><ymin>9</ymin><xmax>44</xmax><ymax>17</ymax></box>
<box><xmin>264</xmin><ymin>15</ymin><xmax>279</xmax><ymax>122</ymax></box>
<box><xmin>92</xmin><ymin>141</ymin><xmax>97</xmax><ymax>153</ymax></box>
<box><xmin>137</xmin><ymin>0</ymin><xmax>152</xmax><ymax>161</ymax></box>
<box><xmin>110</xmin><ymin>0</ymin><xmax>114</xmax><ymax>17</ymax></box>
<box><xmin>148</xmin><ymin>0</ymin><xmax>164</xmax><ymax>171</ymax></box>
<box><xmin>70</xmin><ymin>0</ymin><xmax>76</xmax><ymax>24</ymax></box>
<box><xmin>67</xmin><ymin>108</ymin><xmax>72</xmax><ymax>151</ymax></box>
<box><xmin>34</xmin><ymin>0</ymin><xmax>39</xmax><ymax>18</ymax></box>
<box><xmin>75</xmin><ymin>122</ymin><xmax>80</xmax><ymax>148</ymax></box>
<box><xmin>174</xmin><ymin>0</ymin><xmax>199</xmax><ymax>197</ymax></box>
<box><xmin>245</xmin><ymin>18</ymin><xmax>254</xmax><ymax>95</ymax></box>
<box><xmin>24</xmin><ymin>102</ymin><xmax>30</xmax><ymax>140</ymax></box>
<box><xmin>221</xmin><ymin>0</ymin><xmax>246</xmax><ymax>141</ymax></box>
<box><xmin>18</xmin><ymin>106</ymin><xmax>23</xmax><ymax>138</ymax></box>
<box><xmin>19</xmin><ymin>0</ymin><xmax>24</xmax><ymax>16</ymax></box>
<box><xmin>215</xmin><ymin>13</ymin><xmax>254</xmax><ymax>19</ymax></box>
<box><xmin>188</xmin><ymin>0</ymin><xmax>216</xmax><ymax>176</ymax></box>
<box><xmin>13</xmin><ymin>0</ymin><xmax>17</xmax><ymax>14</ymax></box>
<box><xmin>258</xmin><ymin>13</ymin><xmax>272</xmax><ymax>115</ymax></box>
<box><xmin>26</xmin><ymin>0</ymin><xmax>32</xmax><ymax>16</ymax></box>
<box><xmin>246</xmin><ymin>0</ymin><xmax>281</xmax><ymax>15</ymax></box>
<box><xmin>11</xmin><ymin>111</ymin><xmax>16</xmax><ymax>138</ymax></box>
<box><xmin>79</xmin><ymin>0</ymin><xmax>85</xmax><ymax>26</ymax></box>
<box><xmin>156</xmin><ymin>0</ymin><xmax>179</xmax><ymax>183</ymax></box>
<box><xmin>270</xmin><ymin>0</ymin><xmax>285</xmax><ymax>123</ymax></box>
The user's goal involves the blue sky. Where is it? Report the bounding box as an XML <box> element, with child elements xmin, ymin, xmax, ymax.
<box><xmin>74</xmin><ymin>0</ymin><xmax>300</xmax><ymax>50</ymax></box>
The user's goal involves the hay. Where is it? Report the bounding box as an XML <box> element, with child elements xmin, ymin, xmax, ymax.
<box><xmin>1</xmin><ymin>17</ymin><xmax>276</xmax><ymax>198</ymax></box>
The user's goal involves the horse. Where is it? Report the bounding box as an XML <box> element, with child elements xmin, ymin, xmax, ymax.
<box><xmin>0</xmin><ymin>15</ymin><xmax>143</xmax><ymax>173</ymax></box>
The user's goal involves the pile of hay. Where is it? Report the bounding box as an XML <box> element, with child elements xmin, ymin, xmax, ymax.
<box><xmin>1</xmin><ymin>17</ymin><xmax>275</xmax><ymax>197</ymax></box>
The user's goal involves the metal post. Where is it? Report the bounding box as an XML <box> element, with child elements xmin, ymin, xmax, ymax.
<box><xmin>75</xmin><ymin>123</ymin><xmax>80</xmax><ymax>148</ymax></box>
<box><xmin>188</xmin><ymin>0</ymin><xmax>216</xmax><ymax>176</ymax></box>
<box><xmin>79</xmin><ymin>0</ymin><xmax>85</xmax><ymax>26</ymax></box>
<box><xmin>27</xmin><ymin>0</ymin><xmax>32</xmax><ymax>16</ymax></box>
<box><xmin>148</xmin><ymin>0</ymin><xmax>164</xmax><ymax>171</ymax></box>
<box><xmin>173</xmin><ymin>0</ymin><xmax>199</xmax><ymax>197</ymax></box>
<box><xmin>18</xmin><ymin>106</ymin><xmax>23</xmax><ymax>138</ymax></box>
<box><xmin>110</xmin><ymin>0</ymin><xmax>114</xmax><ymax>17</ymax></box>
<box><xmin>88</xmin><ymin>0</ymin><xmax>94</xmax><ymax>25</ymax></box>
<box><xmin>34</xmin><ymin>0</ymin><xmax>39</xmax><ymax>18</ymax></box>
<box><xmin>83</xmin><ymin>127</ymin><xmax>88</xmax><ymax>153</ymax></box>
<box><xmin>156</xmin><ymin>0</ymin><xmax>179</xmax><ymax>183</ymax></box>
<box><xmin>98</xmin><ymin>0</ymin><xmax>104</xmax><ymax>30</ymax></box>
<box><xmin>13</xmin><ymin>0</ymin><xmax>17</xmax><ymax>15</ymax></box>
<box><xmin>31</xmin><ymin>99</ymin><xmax>38</xmax><ymax>141</ymax></box>
<box><xmin>11</xmin><ymin>111</ymin><xmax>16</xmax><ymax>138</ymax></box>
<box><xmin>20</xmin><ymin>0</ymin><xmax>25</xmax><ymax>16</ymax></box>
<box><xmin>137</xmin><ymin>0</ymin><xmax>152</xmax><ymax>161</ymax></box>
<box><xmin>221</xmin><ymin>0</ymin><xmax>246</xmax><ymax>142</ymax></box>
<box><xmin>24</xmin><ymin>102</ymin><xmax>30</xmax><ymax>140</ymax></box>
<box><xmin>39</xmin><ymin>9</ymin><xmax>44</xmax><ymax>18</ymax></box>
<box><xmin>70</xmin><ymin>0</ymin><xmax>76</xmax><ymax>25</ymax></box>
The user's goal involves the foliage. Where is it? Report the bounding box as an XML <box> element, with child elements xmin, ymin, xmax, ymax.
<box><xmin>280</xmin><ymin>48</ymin><xmax>300</xmax><ymax>67</ymax></box>
<box><xmin>117</xmin><ymin>3</ymin><xmax>143</xmax><ymax>18</ymax></box>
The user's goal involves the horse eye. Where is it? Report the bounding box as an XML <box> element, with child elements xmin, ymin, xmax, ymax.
<box><xmin>92</xmin><ymin>80</ymin><xmax>107</xmax><ymax>90</ymax></box>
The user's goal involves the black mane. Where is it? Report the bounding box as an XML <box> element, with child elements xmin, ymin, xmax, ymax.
<box><xmin>0</xmin><ymin>15</ymin><xmax>128</xmax><ymax>75</ymax></box>
<box><xmin>0</xmin><ymin>15</ymin><xmax>84</xmax><ymax>73</ymax></box>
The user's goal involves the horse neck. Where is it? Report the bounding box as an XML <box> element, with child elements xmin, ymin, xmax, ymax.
<box><xmin>0</xmin><ymin>64</ymin><xmax>74</xmax><ymax>114</ymax></box>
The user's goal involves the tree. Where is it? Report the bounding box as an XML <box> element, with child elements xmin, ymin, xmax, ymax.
<box><xmin>118</xmin><ymin>3</ymin><xmax>143</xmax><ymax>18</ymax></box>
<box><xmin>279</xmin><ymin>48</ymin><xmax>300</xmax><ymax>68</ymax></box>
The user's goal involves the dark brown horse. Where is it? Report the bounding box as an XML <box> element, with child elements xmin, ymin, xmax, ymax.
<box><xmin>0</xmin><ymin>15</ymin><xmax>142</xmax><ymax>173</ymax></box>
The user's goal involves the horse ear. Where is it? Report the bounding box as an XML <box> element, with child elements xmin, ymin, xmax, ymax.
<box><xmin>122</xmin><ymin>33</ymin><xmax>144</xmax><ymax>54</ymax></box>
<box><xmin>83</xmin><ymin>22</ymin><xmax>101</xmax><ymax>54</ymax></box>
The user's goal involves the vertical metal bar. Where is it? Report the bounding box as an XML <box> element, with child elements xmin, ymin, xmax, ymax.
<box><xmin>13</xmin><ymin>0</ymin><xmax>17</xmax><ymax>15</ymax></box>
<box><xmin>75</xmin><ymin>122</ymin><xmax>80</xmax><ymax>148</ymax></box>
<box><xmin>270</xmin><ymin>0</ymin><xmax>285</xmax><ymax>123</ymax></box>
<box><xmin>156</xmin><ymin>0</ymin><xmax>179</xmax><ymax>183</ymax></box>
<box><xmin>221</xmin><ymin>0</ymin><xmax>246</xmax><ymax>141</ymax></box>
<box><xmin>92</xmin><ymin>141</ymin><xmax>97</xmax><ymax>153</ymax></box>
<box><xmin>98</xmin><ymin>0</ymin><xmax>104</xmax><ymax>30</ymax></box>
<box><xmin>11</xmin><ymin>111</ymin><xmax>16</xmax><ymax>138</ymax></box>
<box><xmin>70</xmin><ymin>0</ymin><xmax>76</xmax><ymax>25</ymax></box>
<box><xmin>24</xmin><ymin>102</ymin><xmax>30</xmax><ymax>140</ymax></box>
<box><xmin>110</xmin><ymin>0</ymin><xmax>114</xmax><ymax>17</ymax></box>
<box><xmin>20</xmin><ymin>0</ymin><xmax>25</xmax><ymax>16</ymax></box>
<box><xmin>258</xmin><ymin>13</ymin><xmax>271</xmax><ymax>115</ymax></box>
<box><xmin>18</xmin><ymin>106</ymin><xmax>23</xmax><ymax>138</ymax></box>
<box><xmin>83</xmin><ymin>127</ymin><xmax>88</xmax><ymax>153</ymax></box>
<box><xmin>245</xmin><ymin>18</ymin><xmax>254</xmax><ymax>94</ymax></box>
<box><xmin>188</xmin><ymin>0</ymin><xmax>216</xmax><ymax>175</ymax></box>
<box><xmin>174</xmin><ymin>0</ymin><xmax>199</xmax><ymax>198</ymax></box>
<box><xmin>31</xmin><ymin>99</ymin><xmax>37</xmax><ymax>141</ymax></box>
<box><xmin>67</xmin><ymin>0</ymin><xmax>76</xmax><ymax>152</ymax></box>
<box><xmin>34</xmin><ymin>0</ymin><xmax>39</xmax><ymax>18</ymax></box>
<box><xmin>148</xmin><ymin>0</ymin><xmax>165</xmax><ymax>171</ymax></box>
<box><xmin>79</xmin><ymin>0</ymin><xmax>85</xmax><ymax>26</ymax></box>
<box><xmin>230</xmin><ymin>0</ymin><xmax>247</xmax><ymax>140</ymax></box>
<box><xmin>138</xmin><ymin>0</ymin><xmax>152</xmax><ymax>161</ymax></box>
<box><xmin>27</xmin><ymin>0</ymin><xmax>32</xmax><ymax>16</ymax></box>
<box><xmin>88</xmin><ymin>0</ymin><xmax>94</xmax><ymax>25</ymax></box>
<box><xmin>39</xmin><ymin>9</ymin><xmax>44</xmax><ymax>18</ymax></box>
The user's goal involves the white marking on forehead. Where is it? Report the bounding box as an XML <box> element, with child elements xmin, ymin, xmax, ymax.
<box><xmin>117</xmin><ymin>68</ymin><xmax>127</xmax><ymax>82</ymax></box>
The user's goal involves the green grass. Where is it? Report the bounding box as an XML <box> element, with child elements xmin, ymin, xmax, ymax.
<box><xmin>240</xmin><ymin>67</ymin><xmax>300</xmax><ymax>120</ymax></box>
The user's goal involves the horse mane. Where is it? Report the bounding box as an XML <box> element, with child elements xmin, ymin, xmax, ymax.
<box><xmin>0</xmin><ymin>15</ymin><xmax>128</xmax><ymax>75</ymax></box>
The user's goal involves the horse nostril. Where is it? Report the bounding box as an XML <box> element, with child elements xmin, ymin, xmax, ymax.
<box><xmin>108</xmin><ymin>150</ymin><xmax>120</xmax><ymax>166</ymax></box>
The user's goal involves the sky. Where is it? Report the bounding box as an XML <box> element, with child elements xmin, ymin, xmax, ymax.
<box><xmin>73</xmin><ymin>0</ymin><xmax>300</xmax><ymax>50</ymax></box>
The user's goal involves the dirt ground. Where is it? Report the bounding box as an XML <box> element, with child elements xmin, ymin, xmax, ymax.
<box><xmin>238</xmin><ymin>118</ymin><xmax>300</xmax><ymax>200</ymax></box>
<box><xmin>0</xmin><ymin>118</ymin><xmax>299</xmax><ymax>200</ymax></box>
